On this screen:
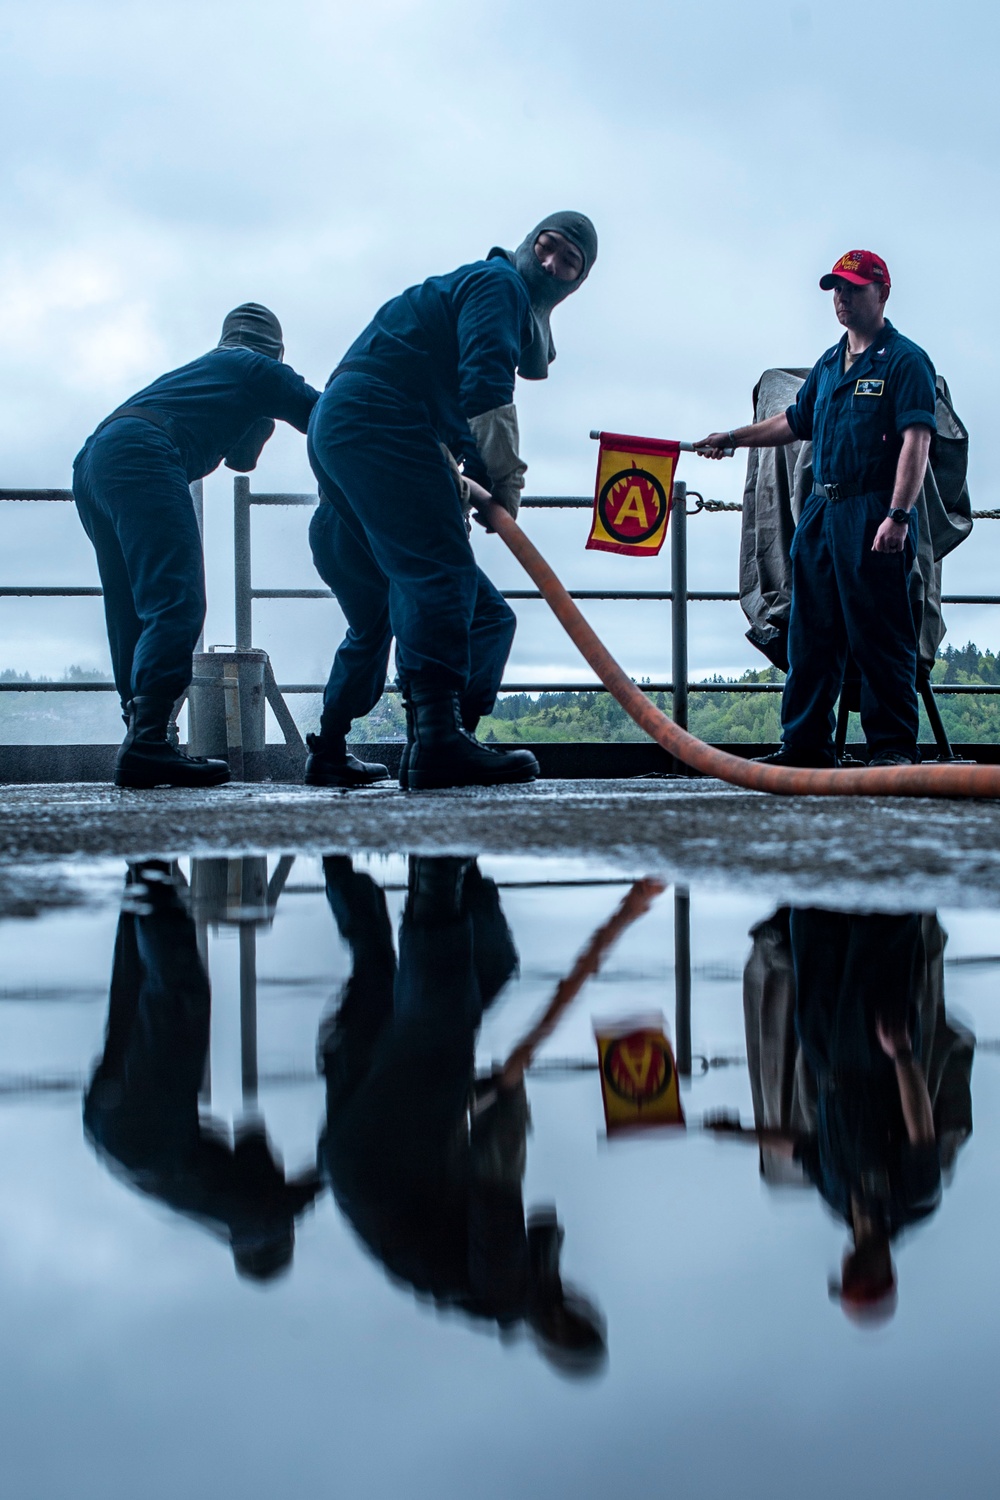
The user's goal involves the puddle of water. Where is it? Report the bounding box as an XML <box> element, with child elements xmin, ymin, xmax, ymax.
<box><xmin>1</xmin><ymin>853</ymin><xmax>997</xmax><ymax>1499</ymax></box>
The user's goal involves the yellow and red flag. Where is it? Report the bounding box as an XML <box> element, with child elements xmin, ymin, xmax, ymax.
<box><xmin>594</xmin><ymin>1015</ymin><xmax>685</xmax><ymax>1134</ymax></box>
<box><xmin>587</xmin><ymin>431</ymin><xmax>680</xmax><ymax>557</ymax></box>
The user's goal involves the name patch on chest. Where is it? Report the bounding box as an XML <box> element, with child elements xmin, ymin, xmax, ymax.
<box><xmin>855</xmin><ymin>378</ymin><xmax>885</xmax><ymax>397</ymax></box>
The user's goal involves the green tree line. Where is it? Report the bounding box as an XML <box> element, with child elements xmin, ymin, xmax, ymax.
<box><xmin>5</xmin><ymin>643</ymin><xmax>1000</xmax><ymax>745</ymax></box>
<box><xmin>471</xmin><ymin>642</ymin><xmax>1000</xmax><ymax>745</ymax></box>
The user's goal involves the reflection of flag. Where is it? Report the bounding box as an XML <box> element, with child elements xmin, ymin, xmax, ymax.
<box><xmin>594</xmin><ymin>1015</ymin><xmax>685</xmax><ymax>1133</ymax></box>
<box><xmin>587</xmin><ymin>431</ymin><xmax>680</xmax><ymax>556</ymax></box>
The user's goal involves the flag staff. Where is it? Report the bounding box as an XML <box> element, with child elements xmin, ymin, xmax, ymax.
<box><xmin>589</xmin><ymin>430</ymin><xmax>733</xmax><ymax>456</ymax></box>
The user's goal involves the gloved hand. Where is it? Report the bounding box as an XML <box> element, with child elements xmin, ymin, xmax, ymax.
<box><xmin>468</xmin><ymin>403</ymin><xmax>527</xmax><ymax>520</ymax></box>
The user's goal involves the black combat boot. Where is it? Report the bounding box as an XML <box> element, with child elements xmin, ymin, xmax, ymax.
<box><xmin>751</xmin><ymin>746</ymin><xmax>837</xmax><ymax>769</ymax></box>
<box><xmin>406</xmin><ymin>681</ymin><xmax>539</xmax><ymax>790</ymax></box>
<box><xmin>115</xmin><ymin>696</ymin><xmax>231</xmax><ymax>789</ymax></box>
<box><xmin>304</xmin><ymin>733</ymin><xmax>389</xmax><ymax>789</ymax></box>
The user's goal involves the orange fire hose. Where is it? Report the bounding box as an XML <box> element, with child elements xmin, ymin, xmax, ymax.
<box><xmin>499</xmin><ymin>878</ymin><xmax>665</xmax><ymax>1089</ymax></box>
<box><xmin>485</xmin><ymin>500</ymin><xmax>1000</xmax><ymax>798</ymax></box>
<box><xmin>470</xmin><ymin>878</ymin><xmax>665</xmax><ymax>1113</ymax></box>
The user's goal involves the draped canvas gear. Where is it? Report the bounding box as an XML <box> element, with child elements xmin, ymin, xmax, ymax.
<box><xmin>740</xmin><ymin>369</ymin><xmax>973</xmax><ymax>675</ymax></box>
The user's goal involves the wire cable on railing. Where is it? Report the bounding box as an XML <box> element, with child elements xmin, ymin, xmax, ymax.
<box><xmin>688</xmin><ymin>496</ymin><xmax>744</xmax><ymax>514</ymax></box>
<box><xmin>689</xmin><ymin>500</ymin><xmax>1000</xmax><ymax>520</ymax></box>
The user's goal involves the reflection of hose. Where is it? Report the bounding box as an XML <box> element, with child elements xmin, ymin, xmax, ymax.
<box><xmin>500</xmin><ymin>878</ymin><xmax>665</xmax><ymax>1088</ymax></box>
<box><xmin>486</xmin><ymin>501</ymin><xmax>1000</xmax><ymax>799</ymax></box>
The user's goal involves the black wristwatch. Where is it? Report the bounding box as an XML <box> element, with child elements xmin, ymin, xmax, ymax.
<box><xmin>888</xmin><ymin>507</ymin><xmax>911</xmax><ymax>525</ymax></box>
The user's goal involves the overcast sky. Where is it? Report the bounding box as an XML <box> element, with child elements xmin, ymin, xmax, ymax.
<box><xmin>4</xmin><ymin>0</ymin><xmax>1000</xmax><ymax>701</ymax></box>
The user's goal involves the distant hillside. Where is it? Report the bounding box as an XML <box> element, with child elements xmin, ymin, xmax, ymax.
<box><xmin>0</xmin><ymin>667</ymin><xmax>121</xmax><ymax>744</ymax></box>
<box><xmin>349</xmin><ymin>641</ymin><xmax>1000</xmax><ymax>746</ymax></box>
<box><xmin>5</xmin><ymin>643</ymin><xmax>1000</xmax><ymax>745</ymax></box>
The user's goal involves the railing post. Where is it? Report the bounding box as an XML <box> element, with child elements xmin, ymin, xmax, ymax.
<box><xmin>196</xmin><ymin>914</ymin><xmax>212</xmax><ymax>1105</ymax></box>
<box><xmin>239</xmin><ymin>923</ymin><xmax>258</xmax><ymax>1106</ymax></box>
<box><xmin>671</xmin><ymin>479</ymin><xmax>689</xmax><ymax>738</ymax></box>
<box><xmin>234</xmin><ymin>475</ymin><xmax>252</xmax><ymax>650</ymax></box>
<box><xmin>189</xmin><ymin>480</ymin><xmax>205</xmax><ymax>653</ymax></box>
<box><xmin>673</xmin><ymin>884</ymin><xmax>692</xmax><ymax>1078</ymax></box>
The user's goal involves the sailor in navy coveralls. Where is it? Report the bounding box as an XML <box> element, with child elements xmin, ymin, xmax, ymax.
<box><xmin>698</xmin><ymin>250</ymin><xmax>937</xmax><ymax>767</ymax></box>
<box><xmin>73</xmin><ymin>304</ymin><xmax>319</xmax><ymax>788</ymax></box>
<box><xmin>305</xmin><ymin>213</ymin><xmax>597</xmax><ymax>790</ymax></box>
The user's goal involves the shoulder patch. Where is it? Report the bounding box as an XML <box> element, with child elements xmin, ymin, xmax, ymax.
<box><xmin>855</xmin><ymin>378</ymin><xmax>884</xmax><ymax>397</ymax></box>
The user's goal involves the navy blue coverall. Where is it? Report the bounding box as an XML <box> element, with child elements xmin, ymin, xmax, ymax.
<box><xmin>781</xmin><ymin>321</ymin><xmax>937</xmax><ymax>760</ymax></box>
<box><xmin>73</xmin><ymin>348</ymin><xmax>319</xmax><ymax>709</ymax></box>
<box><xmin>307</xmin><ymin>257</ymin><xmax>534</xmax><ymax>737</ymax></box>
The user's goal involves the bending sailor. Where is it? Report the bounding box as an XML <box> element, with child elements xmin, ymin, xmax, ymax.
<box><xmin>73</xmin><ymin>304</ymin><xmax>319</xmax><ymax>788</ymax></box>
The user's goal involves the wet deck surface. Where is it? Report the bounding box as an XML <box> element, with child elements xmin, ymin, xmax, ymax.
<box><xmin>3</xmin><ymin>801</ymin><xmax>1000</xmax><ymax>1497</ymax></box>
<box><xmin>2</xmin><ymin>778</ymin><xmax>1000</xmax><ymax>909</ymax></box>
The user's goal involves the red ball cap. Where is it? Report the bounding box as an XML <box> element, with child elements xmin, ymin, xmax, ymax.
<box><xmin>819</xmin><ymin>249</ymin><xmax>891</xmax><ymax>290</ymax></box>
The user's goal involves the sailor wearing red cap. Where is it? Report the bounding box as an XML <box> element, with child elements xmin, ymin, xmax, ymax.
<box><xmin>697</xmin><ymin>251</ymin><xmax>937</xmax><ymax>768</ymax></box>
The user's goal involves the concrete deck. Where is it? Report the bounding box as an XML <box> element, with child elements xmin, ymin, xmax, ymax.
<box><xmin>1</xmin><ymin>778</ymin><xmax>1000</xmax><ymax>912</ymax></box>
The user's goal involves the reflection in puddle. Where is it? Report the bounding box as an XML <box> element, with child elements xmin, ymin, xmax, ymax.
<box><xmin>85</xmin><ymin>863</ymin><xmax>320</xmax><ymax>1284</ymax></box>
<box><xmin>0</xmin><ymin>852</ymin><xmax>996</xmax><ymax>1497</ymax></box>
<box><xmin>319</xmin><ymin>856</ymin><xmax>606</xmax><ymax>1376</ymax></box>
<box><xmin>725</xmin><ymin>908</ymin><xmax>973</xmax><ymax>1323</ymax></box>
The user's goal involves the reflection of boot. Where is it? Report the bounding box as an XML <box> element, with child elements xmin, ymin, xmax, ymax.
<box><xmin>116</xmin><ymin>696</ymin><xmax>230</xmax><ymax>789</ymax></box>
<box><xmin>526</xmin><ymin>1207</ymin><xmax>608</xmax><ymax>1375</ymax></box>
<box><xmin>322</xmin><ymin>855</ymin><xmax>396</xmax><ymax>962</ymax></box>
<box><xmin>406</xmin><ymin>682</ymin><xmax>538</xmax><ymax>790</ymax></box>
<box><xmin>304</xmin><ymin>733</ymin><xmax>388</xmax><ymax>789</ymax></box>
<box><xmin>122</xmin><ymin>859</ymin><xmax>184</xmax><ymax>913</ymax></box>
<box><xmin>527</xmin><ymin>1206</ymin><xmax>564</xmax><ymax>1288</ymax></box>
<box><xmin>406</xmin><ymin>855</ymin><xmax>473</xmax><ymax>924</ymax></box>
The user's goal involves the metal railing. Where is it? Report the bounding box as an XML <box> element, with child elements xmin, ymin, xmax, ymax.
<box><xmin>0</xmin><ymin>860</ymin><xmax>697</xmax><ymax>1100</ymax></box>
<box><xmin>0</xmin><ymin>481</ymin><xmax>204</xmax><ymax>692</ymax></box>
<box><xmin>4</xmin><ymin>478</ymin><xmax>1000</xmax><ymax>729</ymax></box>
<box><xmin>231</xmin><ymin>476</ymin><xmax>1000</xmax><ymax>730</ymax></box>
<box><xmin>234</xmin><ymin>476</ymin><xmax>720</xmax><ymax>724</ymax></box>
<box><xmin>4</xmin><ymin>853</ymin><xmax>998</xmax><ymax>1107</ymax></box>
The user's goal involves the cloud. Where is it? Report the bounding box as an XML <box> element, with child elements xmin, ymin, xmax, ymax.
<box><xmin>3</xmin><ymin>0</ymin><xmax>1000</xmax><ymax>682</ymax></box>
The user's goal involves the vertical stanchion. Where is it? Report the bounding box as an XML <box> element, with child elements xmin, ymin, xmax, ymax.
<box><xmin>239</xmin><ymin>923</ymin><xmax>258</xmax><ymax>1105</ymax></box>
<box><xmin>195</xmin><ymin>915</ymin><xmax>211</xmax><ymax>1104</ymax></box>
<box><xmin>673</xmin><ymin>884</ymin><xmax>692</xmax><ymax>1078</ymax></box>
<box><xmin>234</xmin><ymin>475</ymin><xmax>252</xmax><ymax>651</ymax></box>
<box><xmin>670</xmin><ymin>480</ymin><xmax>688</xmax><ymax>740</ymax></box>
<box><xmin>190</xmin><ymin>480</ymin><xmax>205</xmax><ymax>653</ymax></box>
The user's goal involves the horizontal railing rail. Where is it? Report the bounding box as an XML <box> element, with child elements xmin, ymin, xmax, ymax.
<box><xmin>5</xmin><ymin>482</ymin><xmax>1000</xmax><ymax>714</ymax></box>
<box><xmin>1</xmin><ymin>482</ymin><xmax>204</xmax><ymax>689</ymax></box>
<box><xmin>234</xmin><ymin>479</ymin><xmax>1000</xmax><ymax>708</ymax></box>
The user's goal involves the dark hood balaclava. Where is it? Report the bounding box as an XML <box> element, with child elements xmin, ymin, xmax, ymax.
<box><xmin>488</xmin><ymin>211</ymin><xmax>598</xmax><ymax>380</ymax></box>
<box><xmin>218</xmin><ymin>303</ymin><xmax>284</xmax><ymax>361</ymax></box>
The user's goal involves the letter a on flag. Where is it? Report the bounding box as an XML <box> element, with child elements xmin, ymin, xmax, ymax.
<box><xmin>587</xmin><ymin>431</ymin><xmax>680</xmax><ymax>556</ymax></box>
<box><xmin>594</xmin><ymin>1014</ymin><xmax>686</xmax><ymax>1134</ymax></box>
